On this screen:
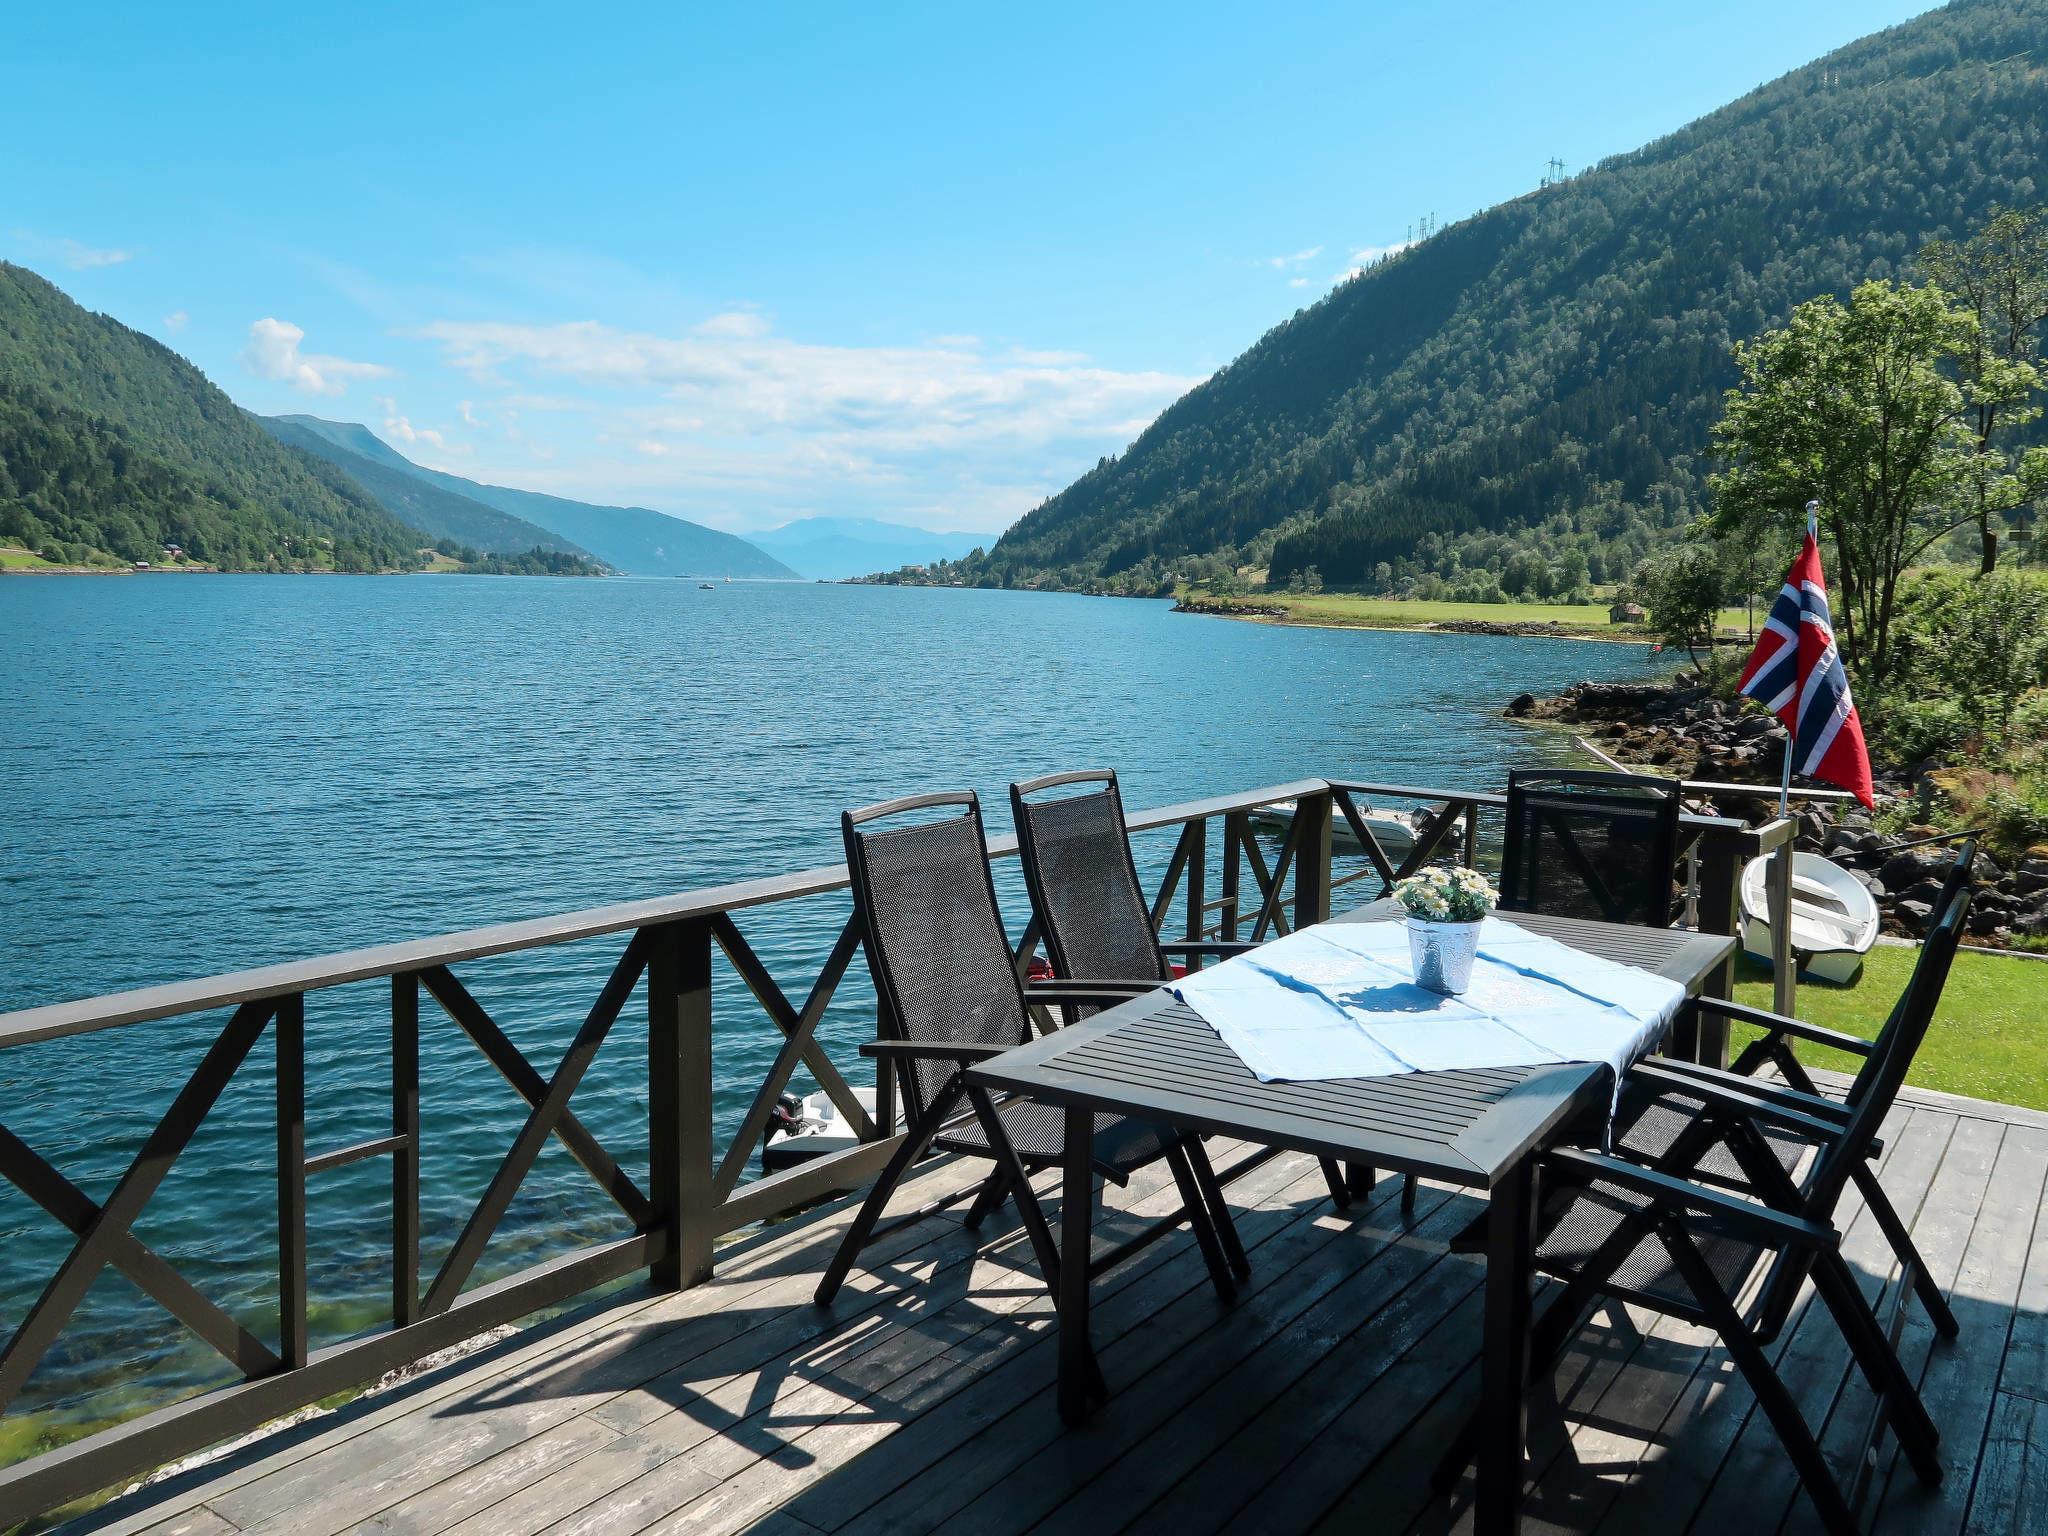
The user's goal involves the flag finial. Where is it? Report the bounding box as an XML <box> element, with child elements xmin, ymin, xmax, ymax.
<box><xmin>1805</xmin><ymin>498</ymin><xmax>1820</xmax><ymax>538</ymax></box>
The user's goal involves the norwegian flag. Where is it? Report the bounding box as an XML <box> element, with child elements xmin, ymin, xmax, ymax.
<box><xmin>1736</xmin><ymin>532</ymin><xmax>1875</xmax><ymax>807</ymax></box>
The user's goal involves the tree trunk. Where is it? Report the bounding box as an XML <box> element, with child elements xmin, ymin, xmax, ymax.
<box><xmin>1981</xmin><ymin>513</ymin><xmax>1999</xmax><ymax>575</ymax></box>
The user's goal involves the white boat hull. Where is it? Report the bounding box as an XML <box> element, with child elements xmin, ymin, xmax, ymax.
<box><xmin>1739</xmin><ymin>851</ymin><xmax>1880</xmax><ymax>983</ymax></box>
<box><xmin>761</xmin><ymin>1086</ymin><xmax>877</xmax><ymax>1173</ymax></box>
<box><xmin>1250</xmin><ymin>800</ymin><xmax>1418</xmax><ymax>862</ymax></box>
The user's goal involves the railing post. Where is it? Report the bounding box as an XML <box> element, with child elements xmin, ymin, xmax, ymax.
<box><xmin>1221</xmin><ymin>812</ymin><xmax>1245</xmax><ymax>940</ymax></box>
<box><xmin>1293</xmin><ymin>790</ymin><xmax>1334</xmax><ymax>929</ymax></box>
<box><xmin>276</xmin><ymin>992</ymin><xmax>307</xmax><ymax>1371</ymax></box>
<box><xmin>1684</xmin><ymin>822</ymin><xmax>1748</xmax><ymax>1069</ymax></box>
<box><xmin>647</xmin><ymin>918</ymin><xmax>715</xmax><ymax>1290</ymax></box>
<box><xmin>392</xmin><ymin>972</ymin><xmax>420</xmax><ymax>1328</ymax></box>
<box><xmin>1769</xmin><ymin>841</ymin><xmax>1798</xmax><ymax>1020</ymax></box>
<box><xmin>1462</xmin><ymin>801</ymin><xmax>1480</xmax><ymax>870</ymax></box>
<box><xmin>1185</xmin><ymin>817</ymin><xmax>1207</xmax><ymax>952</ymax></box>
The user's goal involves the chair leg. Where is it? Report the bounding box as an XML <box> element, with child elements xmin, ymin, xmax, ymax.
<box><xmin>963</xmin><ymin>1166</ymin><xmax>1010</xmax><ymax>1231</ymax></box>
<box><xmin>1811</xmin><ymin>1250</ymin><xmax>1943</xmax><ymax>1484</ymax></box>
<box><xmin>813</xmin><ymin>1076</ymin><xmax>964</xmax><ymax>1306</ymax></box>
<box><xmin>1401</xmin><ymin>1174</ymin><xmax>1419</xmax><ymax>1216</ymax></box>
<box><xmin>1853</xmin><ymin>1161</ymin><xmax>1960</xmax><ymax>1340</ymax></box>
<box><xmin>965</xmin><ymin>1086</ymin><xmax>1064</xmax><ymax>1294</ymax></box>
<box><xmin>1320</xmin><ymin>1157</ymin><xmax>1353</xmax><ymax>1210</ymax></box>
<box><xmin>1663</xmin><ymin>1221</ymin><xmax>1858</xmax><ymax>1536</ymax></box>
<box><xmin>1164</xmin><ymin>1142</ymin><xmax>1238</xmax><ymax>1303</ymax></box>
<box><xmin>1185</xmin><ymin>1138</ymin><xmax>1251</xmax><ymax>1282</ymax></box>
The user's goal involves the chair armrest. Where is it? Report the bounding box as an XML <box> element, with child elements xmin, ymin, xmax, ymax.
<box><xmin>1628</xmin><ymin>1061</ymin><xmax>1851</xmax><ymax>1146</ymax></box>
<box><xmin>1155</xmin><ymin>940</ymin><xmax>1261</xmax><ymax>957</ymax></box>
<box><xmin>1542</xmin><ymin>1147</ymin><xmax>1837</xmax><ymax>1251</ymax></box>
<box><xmin>1024</xmin><ymin>980</ymin><xmax>1163</xmax><ymax>1007</ymax></box>
<box><xmin>858</xmin><ymin>1040</ymin><xmax>1008</xmax><ymax>1063</ymax></box>
<box><xmin>1642</xmin><ymin>1059</ymin><xmax>1854</xmax><ymax>1123</ymax></box>
<box><xmin>1693</xmin><ymin>998</ymin><xmax>1876</xmax><ymax>1057</ymax></box>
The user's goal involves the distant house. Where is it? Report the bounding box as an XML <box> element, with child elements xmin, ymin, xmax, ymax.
<box><xmin>163</xmin><ymin>543</ymin><xmax>184</xmax><ymax>557</ymax></box>
<box><xmin>1609</xmin><ymin>600</ymin><xmax>1646</xmax><ymax>624</ymax></box>
<box><xmin>133</xmin><ymin>561</ymin><xmax>151</xmax><ymax>571</ymax></box>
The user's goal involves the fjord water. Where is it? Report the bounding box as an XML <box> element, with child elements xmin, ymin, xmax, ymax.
<box><xmin>0</xmin><ymin>576</ymin><xmax>1656</xmax><ymax>1435</ymax></box>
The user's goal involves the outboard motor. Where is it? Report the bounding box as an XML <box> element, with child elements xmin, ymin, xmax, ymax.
<box><xmin>764</xmin><ymin>1092</ymin><xmax>806</xmax><ymax>1147</ymax></box>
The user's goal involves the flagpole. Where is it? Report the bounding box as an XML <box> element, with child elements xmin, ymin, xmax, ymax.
<box><xmin>1777</xmin><ymin>499</ymin><xmax>1819</xmax><ymax>820</ymax></box>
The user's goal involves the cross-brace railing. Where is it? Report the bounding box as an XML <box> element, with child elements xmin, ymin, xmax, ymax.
<box><xmin>0</xmin><ymin>774</ymin><xmax>1783</xmax><ymax>1524</ymax></box>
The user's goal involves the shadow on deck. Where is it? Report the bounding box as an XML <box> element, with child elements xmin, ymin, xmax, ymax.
<box><xmin>64</xmin><ymin>1076</ymin><xmax>2048</xmax><ymax>1536</ymax></box>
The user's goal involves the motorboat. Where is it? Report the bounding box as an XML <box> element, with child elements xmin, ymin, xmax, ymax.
<box><xmin>1249</xmin><ymin>799</ymin><xmax>1419</xmax><ymax>863</ymax></box>
<box><xmin>1740</xmin><ymin>850</ymin><xmax>1881</xmax><ymax>983</ymax></box>
<box><xmin>761</xmin><ymin>1086</ymin><xmax>876</xmax><ymax>1173</ymax></box>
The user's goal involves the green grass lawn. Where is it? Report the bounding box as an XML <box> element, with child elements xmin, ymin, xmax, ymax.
<box><xmin>0</xmin><ymin>545</ymin><xmax>59</xmax><ymax>569</ymax></box>
<box><xmin>1197</xmin><ymin>590</ymin><xmax>1634</xmax><ymax>634</ymax></box>
<box><xmin>1732</xmin><ymin>945</ymin><xmax>2048</xmax><ymax>1112</ymax></box>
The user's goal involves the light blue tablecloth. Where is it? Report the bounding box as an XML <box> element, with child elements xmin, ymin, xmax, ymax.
<box><xmin>1170</xmin><ymin>916</ymin><xmax>1685</xmax><ymax>1093</ymax></box>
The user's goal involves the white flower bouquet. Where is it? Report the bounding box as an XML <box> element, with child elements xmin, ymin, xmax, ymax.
<box><xmin>1391</xmin><ymin>866</ymin><xmax>1496</xmax><ymax>993</ymax></box>
<box><xmin>1390</xmin><ymin>866</ymin><xmax>1497</xmax><ymax>924</ymax></box>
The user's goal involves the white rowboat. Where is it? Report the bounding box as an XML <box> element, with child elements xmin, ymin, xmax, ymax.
<box><xmin>1739</xmin><ymin>851</ymin><xmax>1880</xmax><ymax>984</ymax></box>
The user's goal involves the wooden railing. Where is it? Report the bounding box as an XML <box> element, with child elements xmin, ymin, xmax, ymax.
<box><xmin>0</xmin><ymin>776</ymin><xmax>1789</xmax><ymax>1523</ymax></box>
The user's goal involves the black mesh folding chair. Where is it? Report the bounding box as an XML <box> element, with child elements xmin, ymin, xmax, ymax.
<box><xmin>1010</xmin><ymin>769</ymin><xmax>1359</xmax><ymax>1213</ymax></box>
<box><xmin>1435</xmin><ymin>880</ymin><xmax>1969</xmax><ymax>1534</ymax></box>
<box><xmin>1500</xmin><ymin>768</ymin><xmax>1683</xmax><ymax>926</ymax></box>
<box><xmin>1616</xmin><ymin>839</ymin><xmax>1977</xmax><ymax>1340</ymax></box>
<box><xmin>813</xmin><ymin>790</ymin><xmax>1248</xmax><ymax>1310</ymax></box>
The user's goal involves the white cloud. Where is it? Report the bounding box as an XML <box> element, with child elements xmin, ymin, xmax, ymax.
<box><xmin>695</xmin><ymin>310</ymin><xmax>770</xmax><ymax>339</ymax></box>
<box><xmin>1334</xmin><ymin>240</ymin><xmax>1417</xmax><ymax>283</ymax></box>
<box><xmin>242</xmin><ymin>318</ymin><xmax>392</xmax><ymax>396</ymax></box>
<box><xmin>9</xmin><ymin>230</ymin><xmax>137</xmax><ymax>271</ymax></box>
<box><xmin>1261</xmin><ymin>246</ymin><xmax>1323</xmax><ymax>270</ymax></box>
<box><xmin>412</xmin><ymin>311</ymin><xmax>1203</xmax><ymax>535</ymax></box>
<box><xmin>162</xmin><ymin>310</ymin><xmax>189</xmax><ymax>332</ymax></box>
<box><xmin>372</xmin><ymin>395</ymin><xmax>449</xmax><ymax>451</ymax></box>
<box><xmin>415</xmin><ymin>316</ymin><xmax>1198</xmax><ymax>459</ymax></box>
<box><xmin>458</xmin><ymin>399</ymin><xmax>485</xmax><ymax>426</ymax></box>
<box><xmin>1288</xmin><ymin>277</ymin><xmax>1309</xmax><ymax>289</ymax></box>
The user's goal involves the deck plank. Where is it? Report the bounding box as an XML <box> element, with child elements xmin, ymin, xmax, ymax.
<box><xmin>50</xmin><ymin>1084</ymin><xmax>2048</xmax><ymax>1536</ymax></box>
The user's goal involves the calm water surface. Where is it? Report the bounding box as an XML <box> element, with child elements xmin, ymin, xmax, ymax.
<box><xmin>0</xmin><ymin>576</ymin><xmax>1660</xmax><ymax>1434</ymax></box>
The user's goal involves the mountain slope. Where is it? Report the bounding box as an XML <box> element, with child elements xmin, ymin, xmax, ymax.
<box><xmin>980</xmin><ymin>0</ymin><xmax>2048</xmax><ymax>593</ymax></box>
<box><xmin>266</xmin><ymin>416</ymin><xmax>798</xmax><ymax>579</ymax></box>
<box><xmin>0</xmin><ymin>264</ymin><xmax>427</xmax><ymax>571</ymax></box>
<box><xmin>751</xmin><ymin>516</ymin><xmax>984</xmax><ymax>579</ymax></box>
<box><xmin>261</xmin><ymin>416</ymin><xmax>597</xmax><ymax>561</ymax></box>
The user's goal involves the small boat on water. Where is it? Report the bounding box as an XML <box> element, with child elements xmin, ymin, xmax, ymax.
<box><xmin>1249</xmin><ymin>799</ymin><xmax>1418</xmax><ymax>862</ymax></box>
<box><xmin>1740</xmin><ymin>851</ymin><xmax>1880</xmax><ymax>983</ymax></box>
<box><xmin>762</xmin><ymin>1086</ymin><xmax>877</xmax><ymax>1173</ymax></box>
<box><xmin>699</xmin><ymin>581</ymin><xmax>716</xmax><ymax>590</ymax></box>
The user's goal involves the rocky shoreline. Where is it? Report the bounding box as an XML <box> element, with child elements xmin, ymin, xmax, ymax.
<box><xmin>1509</xmin><ymin>679</ymin><xmax>2048</xmax><ymax>945</ymax></box>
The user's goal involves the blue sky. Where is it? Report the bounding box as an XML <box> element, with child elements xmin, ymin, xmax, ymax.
<box><xmin>5</xmin><ymin>1</ymin><xmax>1936</xmax><ymax>536</ymax></box>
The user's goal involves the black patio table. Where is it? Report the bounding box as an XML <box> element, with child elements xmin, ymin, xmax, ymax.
<box><xmin>964</xmin><ymin>900</ymin><xmax>1735</xmax><ymax>1536</ymax></box>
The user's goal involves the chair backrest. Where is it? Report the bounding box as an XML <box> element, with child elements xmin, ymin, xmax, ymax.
<box><xmin>841</xmin><ymin>791</ymin><xmax>1032</xmax><ymax>1124</ymax></box>
<box><xmin>1750</xmin><ymin>871</ymin><xmax>1971</xmax><ymax>1335</ymax></box>
<box><xmin>1500</xmin><ymin>769</ymin><xmax>1683</xmax><ymax>926</ymax></box>
<box><xmin>1837</xmin><ymin>838</ymin><xmax>1977</xmax><ymax>1113</ymax></box>
<box><xmin>1011</xmin><ymin>769</ymin><xmax>1171</xmax><ymax>987</ymax></box>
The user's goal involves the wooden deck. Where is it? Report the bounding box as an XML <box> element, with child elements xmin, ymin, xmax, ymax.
<box><xmin>63</xmin><ymin>1074</ymin><xmax>2048</xmax><ymax>1536</ymax></box>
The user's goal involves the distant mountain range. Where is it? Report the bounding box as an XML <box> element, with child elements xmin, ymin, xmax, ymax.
<box><xmin>260</xmin><ymin>416</ymin><xmax>797</xmax><ymax>579</ymax></box>
<box><xmin>749</xmin><ymin>516</ymin><xmax>984</xmax><ymax>580</ymax></box>
<box><xmin>974</xmin><ymin>0</ymin><xmax>2048</xmax><ymax>595</ymax></box>
<box><xmin>0</xmin><ymin>261</ymin><xmax>797</xmax><ymax>578</ymax></box>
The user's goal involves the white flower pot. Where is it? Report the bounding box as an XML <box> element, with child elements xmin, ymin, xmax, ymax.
<box><xmin>1408</xmin><ymin>917</ymin><xmax>1482</xmax><ymax>995</ymax></box>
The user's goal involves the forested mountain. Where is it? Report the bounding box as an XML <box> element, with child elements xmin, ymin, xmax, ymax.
<box><xmin>973</xmin><ymin>0</ymin><xmax>2048</xmax><ymax>597</ymax></box>
<box><xmin>266</xmin><ymin>416</ymin><xmax>798</xmax><ymax>580</ymax></box>
<box><xmin>0</xmin><ymin>264</ymin><xmax>426</xmax><ymax>571</ymax></box>
<box><xmin>260</xmin><ymin>416</ymin><xmax>598</xmax><ymax>562</ymax></box>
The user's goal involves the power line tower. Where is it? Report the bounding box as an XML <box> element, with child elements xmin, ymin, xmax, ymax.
<box><xmin>1541</xmin><ymin>156</ymin><xmax>1567</xmax><ymax>187</ymax></box>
